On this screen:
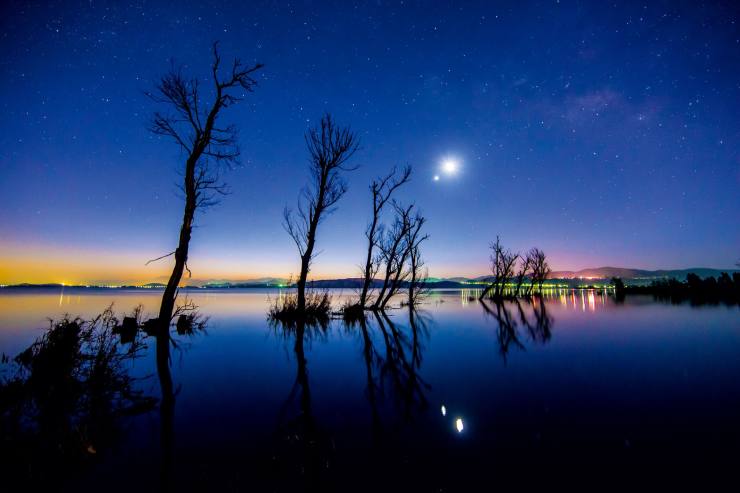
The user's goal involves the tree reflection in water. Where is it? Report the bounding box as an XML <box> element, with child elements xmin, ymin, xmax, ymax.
<box><xmin>372</xmin><ymin>310</ymin><xmax>430</xmax><ymax>421</ymax></box>
<box><xmin>480</xmin><ymin>297</ymin><xmax>555</xmax><ymax>362</ymax></box>
<box><xmin>270</xmin><ymin>318</ymin><xmax>333</xmax><ymax>491</ymax></box>
<box><xmin>268</xmin><ymin>308</ymin><xmax>431</xmax><ymax>491</ymax></box>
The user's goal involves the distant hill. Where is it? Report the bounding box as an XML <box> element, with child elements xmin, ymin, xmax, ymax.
<box><xmin>547</xmin><ymin>267</ymin><xmax>738</xmax><ymax>280</ymax></box>
<box><xmin>301</xmin><ymin>278</ymin><xmax>484</xmax><ymax>289</ymax></box>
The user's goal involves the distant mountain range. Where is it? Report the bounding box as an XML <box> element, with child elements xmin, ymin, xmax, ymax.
<box><xmin>2</xmin><ymin>267</ymin><xmax>737</xmax><ymax>289</ymax></box>
<box><xmin>546</xmin><ymin>267</ymin><xmax>738</xmax><ymax>280</ymax></box>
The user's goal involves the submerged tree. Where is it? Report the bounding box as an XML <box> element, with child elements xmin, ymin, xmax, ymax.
<box><xmin>529</xmin><ymin>247</ymin><xmax>551</xmax><ymax>293</ymax></box>
<box><xmin>405</xmin><ymin>211</ymin><xmax>429</xmax><ymax>307</ymax></box>
<box><xmin>372</xmin><ymin>203</ymin><xmax>427</xmax><ymax>310</ymax></box>
<box><xmin>148</xmin><ymin>43</ymin><xmax>263</xmax><ymax>331</ymax></box>
<box><xmin>283</xmin><ymin>114</ymin><xmax>360</xmax><ymax>315</ymax></box>
<box><xmin>513</xmin><ymin>252</ymin><xmax>532</xmax><ymax>297</ymax></box>
<box><xmin>358</xmin><ymin>165</ymin><xmax>412</xmax><ymax>309</ymax></box>
<box><xmin>479</xmin><ymin>236</ymin><xmax>519</xmax><ymax>299</ymax></box>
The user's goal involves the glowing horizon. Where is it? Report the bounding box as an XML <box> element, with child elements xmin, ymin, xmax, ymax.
<box><xmin>2</xmin><ymin>240</ymin><xmax>737</xmax><ymax>286</ymax></box>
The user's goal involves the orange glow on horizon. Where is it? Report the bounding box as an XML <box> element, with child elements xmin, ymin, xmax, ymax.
<box><xmin>0</xmin><ymin>243</ymin><xmax>369</xmax><ymax>285</ymax></box>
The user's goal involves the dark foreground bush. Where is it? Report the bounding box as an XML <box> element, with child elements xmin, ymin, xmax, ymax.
<box><xmin>340</xmin><ymin>301</ymin><xmax>366</xmax><ymax>324</ymax></box>
<box><xmin>0</xmin><ymin>306</ymin><xmax>156</xmax><ymax>486</ymax></box>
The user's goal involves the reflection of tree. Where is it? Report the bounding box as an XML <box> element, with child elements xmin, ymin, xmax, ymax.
<box><xmin>530</xmin><ymin>298</ymin><xmax>553</xmax><ymax>343</ymax></box>
<box><xmin>481</xmin><ymin>298</ymin><xmax>555</xmax><ymax>362</ymax></box>
<box><xmin>0</xmin><ymin>307</ymin><xmax>156</xmax><ymax>487</ymax></box>
<box><xmin>358</xmin><ymin>316</ymin><xmax>382</xmax><ymax>439</ymax></box>
<box><xmin>156</xmin><ymin>327</ymin><xmax>175</xmax><ymax>491</ymax></box>
<box><xmin>481</xmin><ymin>299</ymin><xmax>523</xmax><ymax>363</ymax></box>
<box><xmin>271</xmin><ymin>319</ymin><xmax>333</xmax><ymax>491</ymax></box>
<box><xmin>371</xmin><ymin>309</ymin><xmax>430</xmax><ymax>422</ymax></box>
<box><xmin>514</xmin><ymin>298</ymin><xmax>553</xmax><ymax>344</ymax></box>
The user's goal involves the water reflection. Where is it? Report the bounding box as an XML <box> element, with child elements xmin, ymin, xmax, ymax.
<box><xmin>2</xmin><ymin>289</ymin><xmax>739</xmax><ymax>489</ymax></box>
<box><xmin>0</xmin><ymin>306</ymin><xmax>157</xmax><ymax>487</ymax></box>
<box><xmin>371</xmin><ymin>309</ymin><xmax>430</xmax><ymax>421</ymax></box>
<box><xmin>461</xmin><ymin>287</ymin><xmax>611</xmax><ymax>313</ymax></box>
<box><xmin>156</xmin><ymin>320</ymin><xmax>176</xmax><ymax>491</ymax></box>
<box><xmin>479</xmin><ymin>297</ymin><xmax>555</xmax><ymax>361</ymax></box>
<box><xmin>270</xmin><ymin>318</ymin><xmax>333</xmax><ymax>491</ymax></box>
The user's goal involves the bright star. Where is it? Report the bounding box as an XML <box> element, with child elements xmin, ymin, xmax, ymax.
<box><xmin>433</xmin><ymin>175</ymin><xmax>440</xmax><ymax>181</ymax></box>
<box><xmin>441</xmin><ymin>158</ymin><xmax>459</xmax><ymax>175</ymax></box>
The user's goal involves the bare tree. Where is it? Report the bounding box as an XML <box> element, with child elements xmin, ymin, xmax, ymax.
<box><xmin>514</xmin><ymin>252</ymin><xmax>532</xmax><ymax>297</ymax></box>
<box><xmin>373</xmin><ymin>203</ymin><xmax>413</xmax><ymax>310</ymax></box>
<box><xmin>479</xmin><ymin>236</ymin><xmax>518</xmax><ymax>299</ymax></box>
<box><xmin>529</xmin><ymin>247</ymin><xmax>551</xmax><ymax>293</ymax></box>
<box><xmin>148</xmin><ymin>43</ymin><xmax>263</xmax><ymax>332</ymax></box>
<box><xmin>358</xmin><ymin>165</ymin><xmax>412</xmax><ymax>308</ymax></box>
<box><xmin>406</xmin><ymin>212</ymin><xmax>429</xmax><ymax>307</ymax></box>
<box><xmin>283</xmin><ymin>114</ymin><xmax>360</xmax><ymax>314</ymax></box>
<box><xmin>376</xmin><ymin>206</ymin><xmax>426</xmax><ymax>309</ymax></box>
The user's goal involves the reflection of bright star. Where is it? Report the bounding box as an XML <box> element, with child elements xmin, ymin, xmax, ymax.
<box><xmin>442</xmin><ymin>158</ymin><xmax>459</xmax><ymax>175</ymax></box>
<box><xmin>433</xmin><ymin>175</ymin><xmax>440</xmax><ymax>181</ymax></box>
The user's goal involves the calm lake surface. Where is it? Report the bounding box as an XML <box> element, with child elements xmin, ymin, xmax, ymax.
<box><xmin>2</xmin><ymin>288</ymin><xmax>739</xmax><ymax>491</ymax></box>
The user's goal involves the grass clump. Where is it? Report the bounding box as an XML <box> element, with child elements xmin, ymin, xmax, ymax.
<box><xmin>268</xmin><ymin>290</ymin><xmax>332</xmax><ymax>327</ymax></box>
<box><xmin>340</xmin><ymin>301</ymin><xmax>366</xmax><ymax>325</ymax></box>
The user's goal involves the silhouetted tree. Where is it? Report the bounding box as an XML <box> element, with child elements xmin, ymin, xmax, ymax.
<box><xmin>479</xmin><ymin>236</ymin><xmax>518</xmax><ymax>299</ymax></box>
<box><xmin>405</xmin><ymin>212</ymin><xmax>429</xmax><ymax>307</ymax></box>
<box><xmin>686</xmin><ymin>272</ymin><xmax>702</xmax><ymax>290</ymax></box>
<box><xmin>358</xmin><ymin>166</ymin><xmax>412</xmax><ymax>308</ymax></box>
<box><xmin>529</xmin><ymin>247</ymin><xmax>551</xmax><ymax>293</ymax></box>
<box><xmin>283</xmin><ymin>114</ymin><xmax>359</xmax><ymax>314</ymax></box>
<box><xmin>611</xmin><ymin>277</ymin><xmax>626</xmax><ymax>302</ymax></box>
<box><xmin>147</xmin><ymin>43</ymin><xmax>263</xmax><ymax>333</ymax></box>
<box><xmin>380</xmin><ymin>209</ymin><xmax>426</xmax><ymax>308</ymax></box>
<box><xmin>513</xmin><ymin>253</ymin><xmax>532</xmax><ymax>297</ymax></box>
<box><xmin>373</xmin><ymin>203</ymin><xmax>413</xmax><ymax>309</ymax></box>
<box><xmin>374</xmin><ymin>204</ymin><xmax>426</xmax><ymax>309</ymax></box>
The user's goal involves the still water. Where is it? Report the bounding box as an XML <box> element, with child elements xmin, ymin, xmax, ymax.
<box><xmin>1</xmin><ymin>288</ymin><xmax>739</xmax><ymax>490</ymax></box>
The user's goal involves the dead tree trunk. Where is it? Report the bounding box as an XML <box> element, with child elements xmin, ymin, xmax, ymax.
<box><xmin>148</xmin><ymin>42</ymin><xmax>263</xmax><ymax>330</ymax></box>
<box><xmin>284</xmin><ymin>114</ymin><xmax>359</xmax><ymax>314</ymax></box>
<box><xmin>373</xmin><ymin>203</ymin><xmax>413</xmax><ymax>310</ymax></box>
<box><xmin>157</xmin><ymin>169</ymin><xmax>196</xmax><ymax>328</ymax></box>
<box><xmin>359</xmin><ymin>166</ymin><xmax>411</xmax><ymax>308</ymax></box>
<box><xmin>529</xmin><ymin>247</ymin><xmax>551</xmax><ymax>294</ymax></box>
<box><xmin>479</xmin><ymin>236</ymin><xmax>518</xmax><ymax>300</ymax></box>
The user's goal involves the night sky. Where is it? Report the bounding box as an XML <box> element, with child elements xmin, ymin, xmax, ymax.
<box><xmin>1</xmin><ymin>1</ymin><xmax>738</xmax><ymax>284</ymax></box>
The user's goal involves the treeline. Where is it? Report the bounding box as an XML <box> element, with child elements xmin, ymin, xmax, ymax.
<box><xmin>613</xmin><ymin>272</ymin><xmax>740</xmax><ymax>304</ymax></box>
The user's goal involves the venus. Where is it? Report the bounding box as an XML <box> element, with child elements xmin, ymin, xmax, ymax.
<box><xmin>441</xmin><ymin>158</ymin><xmax>459</xmax><ymax>175</ymax></box>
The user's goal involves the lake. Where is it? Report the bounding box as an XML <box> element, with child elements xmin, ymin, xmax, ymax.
<box><xmin>1</xmin><ymin>288</ymin><xmax>739</xmax><ymax>491</ymax></box>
